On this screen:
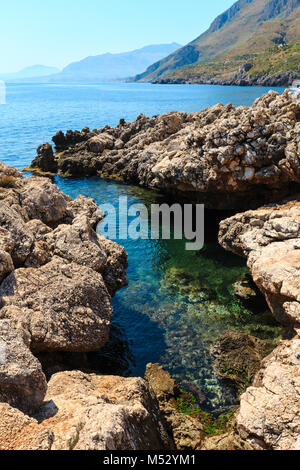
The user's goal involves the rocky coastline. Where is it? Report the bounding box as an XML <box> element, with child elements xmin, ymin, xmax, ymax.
<box><xmin>30</xmin><ymin>90</ymin><xmax>300</xmax><ymax>210</ymax></box>
<box><xmin>152</xmin><ymin>68</ymin><xmax>299</xmax><ymax>88</ymax></box>
<box><xmin>0</xmin><ymin>90</ymin><xmax>300</xmax><ymax>450</ymax></box>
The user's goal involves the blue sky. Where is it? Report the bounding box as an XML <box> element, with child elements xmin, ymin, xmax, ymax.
<box><xmin>0</xmin><ymin>0</ymin><xmax>234</xmax><ymax>73</ymax></box>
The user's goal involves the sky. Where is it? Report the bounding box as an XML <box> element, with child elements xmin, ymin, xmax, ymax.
<box><xmin>0</xmin><ymin>0</ymin><xmax>235</xmax><ymax>73</ymax></box>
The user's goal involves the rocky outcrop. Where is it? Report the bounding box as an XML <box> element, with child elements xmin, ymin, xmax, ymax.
<box><xmin>0</xmin><ymin>403</ymin><xmax>53</xmax><ymax>450</ymax></box>
<box><xmin>36</xmin><ymin>371</ymin><xmax>174</xmax><ymax>450</ymax></box>
<box><xmin>154</xmin><ymin>70</ymin><xmax>299</xmax><ymax>87</ymax></box>
<box><xmin>145</xmin><ymin>364</ymin><xmax>205</xmax><ymax>450</ymax></box>
<box><xmin>219</xmin><ymin>199</ymin><xmax>300</xmax><ymax>326</ymax></box>
<box><xmin>30</xmin><ymin>91</ymin><xmax>300</xmax><ymax>209</ymax></box>
<box><xmin>0</xmin><ymin>162</ymin><xmax>128</xmax><ymax>420</ymax></box>
<box><xmin>219</xmin><ymin>199</ymin><xmax>300</xmax><ymax>449</ymax></box>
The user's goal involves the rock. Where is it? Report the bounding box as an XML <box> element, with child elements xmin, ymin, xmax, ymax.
<box><xmin>145</xmin><ymin>364</ymin><xmax>204</xmax><ymax>450</ymax></box>
<box><xmin>65</xmin><ymin>194</ymin><xmax>104</xmax><ymax>229</ymax></box>
<box><xmin>36</xmin><ymin>371</ymin><xmax>174</xmax><ymax>450</ymax></box>
<box><xmin>0</xmin><ymin>257</ymin><xmax>113</xmax><ymax>352</ymax></box>
<box><xmin>0</xmin><ymin>403</ymin><xmax>53</xmax><ymax>450</ymax></box>
<box><xmin>30</xmin><ymin>91</ymin><xmax>300</xmax><ymax>210</ymax></box>
<box><xmin>0</xmin><ymin>203</ymin><xmax>34</xmax><ymax>267</ymax></box>
<box><xmin>47</xmin><ymin>216</ymin><xmax>107</xmax><ymax>272</ymax></box>
<box><xmin>100</xmin><ymin>238</ymin><xmax>128</xmax><ymax>296</ymax></box>
<box><xmin>0</xmin><ymin>319</ymin><xmax>47</xmax><ymax>413</ymax></box>
<box><xmin>233</xmin><ymin>273</ymin><xmax>267</xmax><ymax>308</ymax></box>
<box><xmin>211</xmin><ymin>331</ymin><xmax>274</xmax><ymax>394</ymax></box>
<box><xmin>0</xmin><ymin>250</ymin><xmax>13</xmax><ymax>283</ymax></box>
<box><xmin>237</xmin><ymin>336</ymin><xmax>300</xmax><ymax>450</ymax></box>
<box><xmin>30</xmin><ymin>143</ymin><xmax>58</xmax><ymax>173</ymax></box>
<box><xmin>19</xmin><ymin>177</ymin><xmax>70</xmax><ymax>226</ymax></box>
<box><xmin>219</xmin><ymin>198</ymin><xmax>300</xmax><ymax>326</ymax></box>
<box><xmin>219</xmin><ymin>199</ymin><xmax>300</xmax><ymax>449</ymax></box>
<box><xmin>145</xmin><ymin>363</ymin><xmax>178</xmax><ymax>401</ymax></box>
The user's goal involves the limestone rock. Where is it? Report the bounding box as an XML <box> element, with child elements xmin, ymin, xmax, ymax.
<box><xmin>237</xmin><ymin>336</ymin><xmax>300</xmax><ymax>450</ymax></box>
<box><xmin>31</xmin><ymin>143</ymin><xmax>58</xmax><ymax>173</ymax></box>
<box><xmin>0</xmin><ymin>257</ymin><xmax>113</xmax><ymax>352</ymax></box>
<box><xmin>219</xmin><ymin>199</ymin><xmax>300</xmax><ymax>326</ymax></box>
<box><xmin>47</xmin><ymin>216</ymin><xmax>107</xmax><ymax>271</ymax></box>
<box><xmin>0</xmin><ymin>319</ymin><xmax>47</xmax><ymax>413</ymax></box>
<box><xmin>36</xmin><ymin>371</ymin><xmax>173</xmax><ymax>450</ymax></box>
<box><xmin>0</xmin><ymin>403</ymin><xmax>53</xmax><ymax>450</ymax></box>
<box><xmin>100</xmin><ymin>238</ymin><xmax>129</xmax><ymax>296</ymax></box>
<box><xmin>30</xmin><ymin>91</ymin><xmax>300</xmax><ymax>210</ymax></box>
<box><xmin>19</xmin><ymin>177</ymin><xmax>70</xmax><ymax>226</ymax></box>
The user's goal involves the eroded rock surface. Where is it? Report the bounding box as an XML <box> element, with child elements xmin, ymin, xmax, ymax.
<box><xmin>30</xmin><ymin>90</ymin><xmax>300</xmax><ymax>209</ymax></box>
<box><xmin>219</xmin><ymin>200</ymin><xmax>300</xmax><ymax>449</ymax></box>
<box><xmin>36</xmin><ymin>371</ymin><xmax>174</xmax><ymax>450</ymax></box>
<box><xmin>0</xmin><ymin>403</ymin><xmax>53</xmax><ymax>450</ymax></box>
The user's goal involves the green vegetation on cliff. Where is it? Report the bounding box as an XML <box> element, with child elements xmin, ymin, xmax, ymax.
<box><xmin>134</xmin><ymin>0</ymin><xmax>300</xmax><ymax>83</ymax></box>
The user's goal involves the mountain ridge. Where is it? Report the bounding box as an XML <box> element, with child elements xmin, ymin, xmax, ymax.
<box><xmin>134</xmin><ymin>0</ymin><xmax>300</xmax><ymax>84</ymax></box>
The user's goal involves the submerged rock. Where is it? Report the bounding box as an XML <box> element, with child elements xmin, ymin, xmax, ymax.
<box><xmin>211</xmin><ymin>331</ymin><xmax>274</xmax><ymax>394</ymax></box>
<box><xmin>30</xmin><ymin>90</ymin><xmax>300</xmax><ymax>210</ymax></box>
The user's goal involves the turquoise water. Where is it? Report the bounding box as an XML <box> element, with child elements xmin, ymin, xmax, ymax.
<box><xmin>0</xmin><ymin>82</ymin><xmax>284</xmax><ymax>410</ymax></box>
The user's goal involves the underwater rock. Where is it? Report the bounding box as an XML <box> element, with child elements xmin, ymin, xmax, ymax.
<box><xmin>233</xmin><ymin>273</ymin><xmax>267</xmax><ymax>309</ymax></box>
<box><xmin>30</xmin><ymin>91</ymin><xmax>300</xmax><ymax>210</ymax></box>
<box><xmin>211</xmin><ymin>331</ymin><xmax>275</xmax><ymax>395</ymax></box>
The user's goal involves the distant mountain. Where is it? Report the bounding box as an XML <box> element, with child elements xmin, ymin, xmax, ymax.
<box><xmin>50</xmin><ymin>43</ymin><xmax>182</xmax><ymax>82</ymax></box>
<box><xmin>134</xmin><ymin>0</ymin><xmax>300</xmax><ymax>84</ymax></box>
<box><xmin>0</xmin><ymin>65</ymin><xmax>60</xmax><ymax>81</ymax></box>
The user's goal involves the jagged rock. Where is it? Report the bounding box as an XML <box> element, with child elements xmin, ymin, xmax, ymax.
<box><xmin>0</xmin><ymin>203</ymin><xmax>34</xmax><ymax>267</ymax></box>
<box><xmin>0</xmin><ymin>403</ymin><xmax>53</xmax><ymax>450</ymax></box>
<box><xmin>47</xmin><ymin>216</ymin><xmax>107</xmax><ymax>272</ymax></box>
<box><xmin>31</xmin><ymin>143</ymin><xmax>58</xmax><ymax>173</ymax></box>
<box><xmin>219</xmin><ymin>199</ymin><xmax>300</xmax><ymax>326</ymax></box>
<box><xmin>145</xmin><ymin>364</ymin><xmax>204</xmax><ymax>450</ymax></box>
<box><xmin>0</xmin><ymin>257</ymin><xmax>113</xmax><ymax>353</ymax></box>
<box><xmin>36</xmin><ymin>371</ymin><xmax>174</xmax><ymax>450</ymax></box>
<box><xmin>219</xmin><ymin>199</ymin><xmax>300</xmax><ymax>449</ymax></box>
<box><xmin>237</xmin><ymin>336</ymin><xmax>300</xmax><ymax>450</ymax></box>
<box><xmin>19</xmin><ymin>177</ymin><xmax>70</xmax><ymax>226</ymax></box>
<box><xmin>211</xmin><ymin>331</ymin><xmax>274</xmax><ymax>394</ymax></box>
<box><xmin>65</xmin><ymin>194</ymin><xmax>104</xmax><ymax>228</ymax></box>
<box><xmin>30</xmin><ymin>91</ymin><xmax>300</xmax><ymax>209</ymax></box>
<box><xmin>0</xmin><ymin>250</ymin><xmax>13</xmax><ymax>283</ymax></box>
<box><xmin>0</xmin><ymin>319</ymin><xmax>47</xmax><ymax>413</ymax></box>
<box><xmin>100</xmin><ymin>238</ymin><xmax>128</xmax><ymax>296</ymax></box>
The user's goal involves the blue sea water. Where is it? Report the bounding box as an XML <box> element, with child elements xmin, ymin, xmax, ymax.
<box><xmin>0</xmin><ymin>82</ymin><xmax>284</xmax><ymax>410</ymax></box>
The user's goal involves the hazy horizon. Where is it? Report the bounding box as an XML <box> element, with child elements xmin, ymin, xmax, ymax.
<box><xmin>0</xmin><ymin>0</ymin><xmax>234</xmax><ymax>74</ymax></box>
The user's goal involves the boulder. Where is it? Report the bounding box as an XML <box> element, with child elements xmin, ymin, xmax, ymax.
<box><xmin>30</xmin><ymin>143</ymin><xmax>58</xmax><ymax>173</ymax></box>
<box><xmin>36</xmin><ymin>371</ymin><xmax>173</xmax><ymax>450</ymax></box>
<box><xmin>19</xmin><ymin>177</ymin><xmax>70</xmax><ymax>226</ymax></box>
<box><xmin>47</xmin><ymin>216</ymin><xmax>107</xmax><ymax>272</ymax></box>
<box><xmin>0</xmin><ymin>257</ymin><xmax>113</xmax><ymax>352</ymax></box>
<box><xmin>0</xmin><ymin>319</ymin><xmax>47</xmax><ymax>413</ymax></box>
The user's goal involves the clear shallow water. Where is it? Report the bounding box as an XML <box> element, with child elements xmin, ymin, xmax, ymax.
<box><xmin>0</xmin><ymin>82</ymin><xmax>284</xmax><ymax>410</ymax></box>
